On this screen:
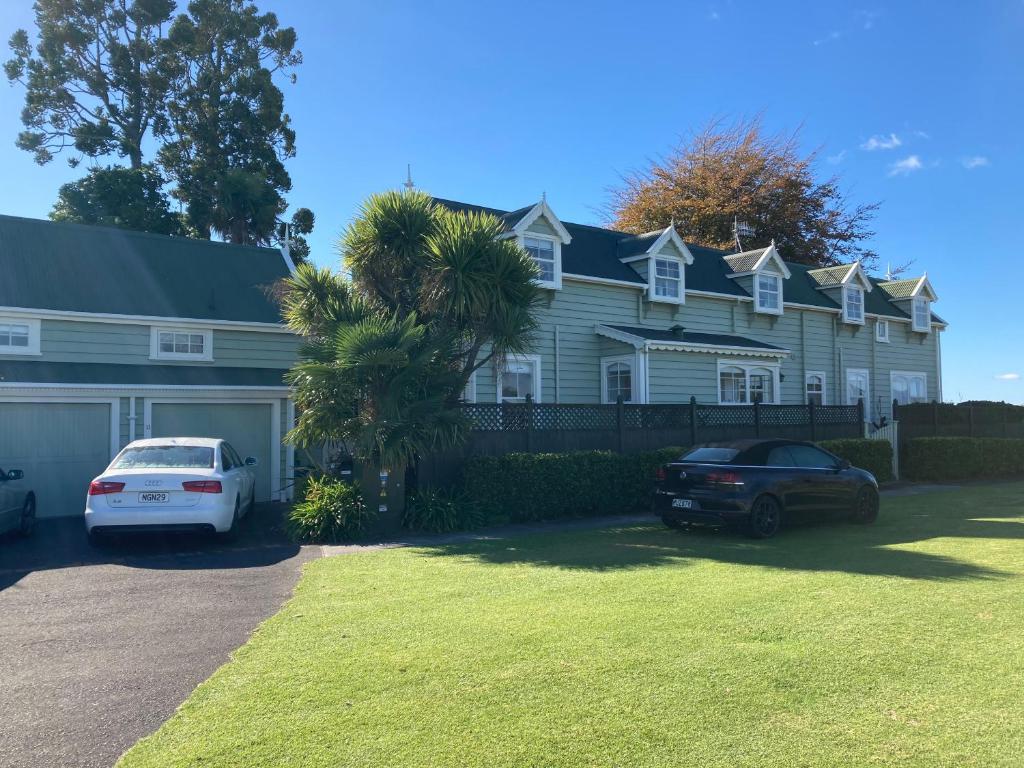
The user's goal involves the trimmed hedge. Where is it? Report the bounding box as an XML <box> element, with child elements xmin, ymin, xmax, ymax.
<box><xmin>819</xmin><ymin>438</ymin><xmax>894</xmax><ymax>483</ymax></box>
<box><xmin>903</xmin><ymin>437</ymin><xmax>1024</xmax><ymax>481</ymax></box>
<box><xmin>463</xmin><ymin>447</ymin><xmax>683</xmax><ymax>524</ymax></box>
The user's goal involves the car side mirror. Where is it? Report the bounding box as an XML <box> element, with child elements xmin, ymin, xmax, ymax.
<box><xmin>836</xmin><ymin>459</ymin><xmax>851</xmax><ymax>471</ymax></box>
<box><xmin>244</xmin><ymin>456</ymin><xmax>258</xmax><ymax>467</ymax></box>
<box><xmin>6</xmin><ymin>469</ymin><xmax>24</xmax><ymax>481</ymax></box>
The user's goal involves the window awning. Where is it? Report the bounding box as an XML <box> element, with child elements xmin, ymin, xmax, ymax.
<box><xmin>596</xmin><ymin>324</ymin><xmax>790</xmax><ymax>359</ymax></box>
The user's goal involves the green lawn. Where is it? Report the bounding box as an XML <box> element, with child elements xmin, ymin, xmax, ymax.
<box><xmin>119</xmin><ymin>483</ymin><xmax>1024</xmax><ymax>767</ymax></box>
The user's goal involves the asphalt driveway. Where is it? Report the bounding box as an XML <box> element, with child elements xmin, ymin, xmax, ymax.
<box><xmin>0</xmin><ymin>504</ymin><xmax>317</xmax><ymax>768</ymax></box>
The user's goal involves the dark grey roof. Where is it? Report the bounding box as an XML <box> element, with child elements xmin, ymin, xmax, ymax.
<box><xmin>603</xmin><ymin>325</ymin><xmax>787</xmax><ymax>351</ymax></box>
<box><xmin>0</xmin><ymin>361</ymin><xmax>288</xmax><ymax>387</ymax></box>
<box><xmin>0</xmin><ymin>215</ymin><xmax>290</xmax><ymax>322</ymax></box>
<box><xmin>615</xmin><ymin>230</ymin><xmax>663</xmax><ymax>259</ymax></box>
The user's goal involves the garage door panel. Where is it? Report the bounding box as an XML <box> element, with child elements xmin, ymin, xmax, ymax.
<box><xmin>0</xmin><ymin>402</ymin><xmax>111</xmax><ymax>519</ymax></box>
<box><xmin>150</xmin><ymin>403</ymin><xmax>273</xmax><ymax>501</ymax></box>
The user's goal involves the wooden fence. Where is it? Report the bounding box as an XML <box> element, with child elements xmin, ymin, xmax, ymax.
<box><xmin>894</xmin><ymin>401</ymin><xmax>1024</xmax><ymax>444</ymax></box>
<box><xmin>419</xmin><ymin>396</ymin><xmax>864</xmax><ymax>489</ymax></box>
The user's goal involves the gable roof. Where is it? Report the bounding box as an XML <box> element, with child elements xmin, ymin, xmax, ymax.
<box><xmin>0</xmin><ymin>215</ymin><xmax>290</xmax><ymax>323</ymax></box>
<box><xmin>879</xmin><ymin>274</ymin><xmax>939</xmax><ymax>301</ymax></box>
<box><xmin>723</xmin><ymin>242</ymin><xmax>791</xmax><ymax>279</ymax></box>
<box><xmin>431</xmin><ymin>198</ymin><xmax>939</xmax><ymax>323</ymax></box>
<box><xmin>806</xmin><ymin>261</ymin><xmax>873</xmax><ymax>291</ymax></box>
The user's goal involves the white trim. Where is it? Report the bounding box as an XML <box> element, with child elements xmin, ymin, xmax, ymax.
<box><xmin>842</xmin><ymin>285</ymin><xmax>866</xmax><ymax>325</ymax></box>
<box><xmin>128</xmin><ymin>396</ymin><xmax>136</xmax><ymax>442</ymax></box>
<box><xmin>880</xmin><ymin>274</ymin><xmax>939</xmax><ymax>302</ymax></box>
<box><xmin>0</xmin><ymin>305</ymin><xmax>293</xmax><ymax>333</ymax></box>
<box><xmin>285</xmin><ymin>398</ymin><xmax>296</xmax><ymax>502</ymax></box>
<box><xmin>594</xmin><ymin>324</ymin><xmax>788</xmax><ymax>359</ymax></box>
<box><xmin>890</xmin><ymin>370</ymin><xmax>928</xmax><ymax>406</ymax></box>
<box><xmin>716</xmin><ymin>360</ymin><xmax>782</xmax><ymax>405</ymax></box>
<box><xmin>812</xmin><ymin>261</ymin><xmax>873</xmax><ymax>292</ymax></box>
<box><xmin>150</xmin><ymin>327</ymin><xmax>214</xmax><ymax>362</ymax></box>
<box><xmin>143</xmin><ymin>396</ymin><xmax>283</xmax><ymax>502</ymax></box>
<box><xmin>646</xmin><ymin>226</ymin><xmax>695</xmax><ymax>265</ymax></box>
<box><xmin>562</xmin><ymin>273</ymin><xmax>646</xmax><ymax>289</ymax></box>
<box><xmin>648</xmin><ymin>255</ymin><xmax>686</xmax><ymax>305</ymax></box>
<box><xmin>875</xmin><ymin>319</ymin><xmax>890</xmax><ymax>343</ymax></box>
<box><xmin>0</xmin><ymin>394</ymin><xmax>120</xmax><ymax>461</ymax></box>
<box><xmin>0</xmin><ymin>382</ymin><xmax>290</xmax><ymax>397</ymax></box>
<box><xmin>495</xmin><ymin>354</ymin><xmax>542</xmax><ymax>404</ymax></box>
<box><xmin>936</xmin><ymin>330</ymin><xmax>943</xmax><ymax>402</ymax></box>
<box><xmin>911</xmin><ymin>297</ymin><xmax>932</xmax><ymax>334</ymax></box>
<box><xmin>462</xmin><ymin>370</ymin><xmax>478</xmax><ymax>403</ymax></box>
<box><xmin>753</xmin><ymin>273</ymin><xmax>783</xmax><ymax>315</ymax></box>
<box><xmin>845</xmin><ymin>368</ymin><xmax>871</xmax><ymax>420</ymax></box>
<box><xmin>805</xmin><ymin>370</ymin><xmax>827</xmax><ymax>406</ymax></box>
<box><xmin>726</xmin><ymin>243</ymin><xmax>792</xmax><ymax>280</ymax></box>
<box><xmin>508</xmin><ymin>200</ymin><xmax>573</xmax><ymax>244</ymax></box>
<box><xmin>600</xmin><ymin>354</ymin><xmax>636</xmax><ymax>404</ymax></box>
<box><xmin>0</xmin><ymin>316</ymin><xmax>42</xmax><ymax>356</ymax></box>
<box><xmin>519</xmin><ymin>233</ymin><xmax>562</xmax><ymax>290</ymax></box>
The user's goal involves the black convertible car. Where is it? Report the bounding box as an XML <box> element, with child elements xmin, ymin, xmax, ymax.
<box><xmin>654</xmin><ymin>439</ymin><xmax>879</xmax><ymax>538</ymax></box>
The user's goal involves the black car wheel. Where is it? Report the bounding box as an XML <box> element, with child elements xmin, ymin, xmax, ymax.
<box><xmin>219</xmin><ymin>498</ymin><xmax>241</xmax><ymax>542</ymax></box>
<box><xmin>661</xmin><ymin>515</ymin><xmax>690</xmax><ymax>531</ymax></box>
<box><xmin>747</xmin><ymin>495</ymin><xmax>782</xmax><ymax>539</ymax></box>
<box><xmin>851</xmin><ymin>486</ymin><xmax>880</xmax><ymax>525</ymax></box>
<box><xmin>19</xmin><ymin>496</ymin><xmax>36</xmax><ymax>537</ymax></box>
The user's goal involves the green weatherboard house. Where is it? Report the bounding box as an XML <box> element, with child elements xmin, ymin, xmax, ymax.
<box><xmin>0</xmin><ymin>200</ymin><xmax>943</xmax><ymax>518</ymax></box>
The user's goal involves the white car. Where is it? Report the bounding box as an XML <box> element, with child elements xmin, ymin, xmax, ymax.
<box><xmin>85</xmin><ymin>437</ymin><xmax>257</xmax><ymax>543</ymax></box>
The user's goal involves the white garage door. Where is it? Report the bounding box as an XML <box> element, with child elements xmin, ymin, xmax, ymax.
<box><xmin>149</xmin><ymin>402</ymin><xmax>275</xmax><ymax>502</ymax></box>
<box><xmin>0</xmin><ymin>402</ymin><xmax>112</xmax><ymax>519</ymax></box>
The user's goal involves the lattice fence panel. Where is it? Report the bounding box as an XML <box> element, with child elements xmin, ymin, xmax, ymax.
<box><xmin>532</xmin><ymin>404</ymin><xmax>618</xmax><ymax>431</ymax></box>
<box><xmin>760</xmin><ymin>405</ymin><xmax>810</xmax><ymax>426</ymax></box>
<box><xmin>697</xmin><ymin>405</ymin><xmax>757</xmax><ymax>427</ymax></box>
<box><xmin>816</xmin><ymin>405</ymin><xmax>860</xmax><ymax>424</ymax></box>
<box><xmin>626</xmin><ymin>405</ymin><xmax>693</xmax><ymax>430</ymax></box>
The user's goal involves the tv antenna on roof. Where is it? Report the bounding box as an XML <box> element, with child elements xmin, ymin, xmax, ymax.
<box><xmin>404</xmin><ymin>164</ymin><xmax>415</xmax><ymax>190</ymax></box>
<box><xmin>732</xmin><ymin>216</ymin><xmax>754</xmax><ymax>252</ymax></box>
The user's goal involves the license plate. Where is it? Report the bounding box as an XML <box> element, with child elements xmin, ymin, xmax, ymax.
<box><xmin>672</xmin><ymin>498</ymin><xmax>694</xmax><ymax>510</ymax></box>
<box><xmin>138</xmin><ymin>492</ymin><xmax>169</xmax><ymax>504</ymax></box>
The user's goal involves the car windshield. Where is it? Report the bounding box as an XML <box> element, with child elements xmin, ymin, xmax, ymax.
<box><xmin>111</xmin><ymin>446</ymin><xmax>214</xmax><ymax>469</ymax></box>
<box><xmin>682</xmin><ymin>447</ymin><xmax>740</xmax><ymax>463</ymax></box>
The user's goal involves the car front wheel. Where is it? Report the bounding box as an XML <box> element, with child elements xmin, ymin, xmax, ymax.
<box><xmin>19</xmin><ymin>496</ymin><xmax>36</xmax><ymax>537</ymax></box>
<box><xmin>851</xmin><ymin>486</ymin><xmax>880</xmax><ymax>525</ymax></box>
<box><xmin>747</xmin><ymin>495</ymin><xmax>782</xmax><ymax>539</ymax></box>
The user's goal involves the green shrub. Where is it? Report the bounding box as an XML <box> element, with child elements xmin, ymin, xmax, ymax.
<box><xmin>463</xmin><ymin>447</ymin><xmax>684</xmax><ymax>525</ymax></box>
<box><xmin>903</xmin><ymin>437</ymin><xmax>1024</xmax><ymax>481</ymax></box>
<box><xmin>286</xmin><ymin>476</ymin><xmax>375</xmax><ymax>543</ymax></box>
<box><xmin>818</xmin><ymin>438</ymin><xmax>894</xmax><ymax>483</ymax></box>
<box><xmin>402</xmin><ymin>489</ymin><xmax>483</xmax><ymax>533</ymax></box>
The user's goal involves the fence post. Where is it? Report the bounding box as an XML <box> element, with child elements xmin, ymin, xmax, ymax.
<box><xmin>808</xmin><ymin>400</ymin><xmax>817</xmax><ymax>442</ymax></box>
<box><xmin>689</xmin><ymin>396</ymin><xmax>698</xmax><ymax>446</ymax></box>
<box><xmin>753</xmin><ymin>399</ymin><xmax>761</xmax><ymax>438</ymax></box>
<box><xmin>892</xmin><ymin>399</ymin><xmax>899</xmax><ymax>424</ymax></box>
<box><xmin>932</xmin><ymin>400</ymin><xmax>939</xmax><ymax>437</ymax></box>
<box><xmin>968</xmin><ymin>406</ymin><xmax>975</xmax><ymax>438</ymax></box>
<box><xmin>616</xmin><ymin>395</ymin><xmax>625</xmax><ymax>454</ymax></box>
<box><xmin>525</xmin><ymin>393</ymin><xmax>534</xmax><ymax>452</ymax></box>
<box><xmin>857</xmin><ymin>397</ymin><xmax>865</xmax><ymax>428</ymax></box>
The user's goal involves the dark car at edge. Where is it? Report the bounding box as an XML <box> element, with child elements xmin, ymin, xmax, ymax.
<box><xmin>654</xmin><ymin>439</ymin><xmax>880</xmax><ymax>538</ymax></box>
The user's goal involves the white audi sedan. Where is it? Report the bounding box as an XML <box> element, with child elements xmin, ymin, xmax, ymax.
<box><xmin>85</xmin><ymin>437</ymin><xmax>258</xmax><ymax>543</ymax></box>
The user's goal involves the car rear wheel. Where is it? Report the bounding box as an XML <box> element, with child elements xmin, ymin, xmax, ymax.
<box><xmin>851</xmin><ymin>486</ymin><xmax>880</xmax><ymax>525</ymax></box>
<box><xmin>661</xmin><ymin>515</ymin><xmax>690</xmax><ymax>531</ymax></box>
<box><xmin>19</xmin><ymin>496</ymin><xmax>36</xmax><ymax>537</ymax></box>
<box><xmin>219</xmin><ymin>498</ymin><xmax>241</xmax><ymax>542</ymax></box>
<box><xmin>747</xmin><ymin>495</ymin><xmax>782</xmax><ymax>539</ymax></box>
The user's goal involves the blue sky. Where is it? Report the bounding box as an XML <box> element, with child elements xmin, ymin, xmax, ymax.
<box><xmin>1</xmin><ymin>1</ymin><xmax>1021</xmax><ymax>402</ymax></box>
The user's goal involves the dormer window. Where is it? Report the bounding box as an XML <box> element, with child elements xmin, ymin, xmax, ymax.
<box><xmin>843</xmin><ymin>286</ymin><xmax>864</xmax><ymax>324</ymax></box>
<box><xmin>755</xmin><ymin>273</ymin><xmax>782</xmax><ymax>314</ymax></box>
<box><xmin>523</xmin><ymin>237</ymin><xmax>557</xmax><ymax>284</ymax></box>
<box><xmin>0</xmin><ymin>317</ymin><xmax>40</xmax><ymax>355</ymax></box>
<box><xmin>912</xmin><ymin>297</ymin><xmax>931</xmax><ymax>333</ymax></box>
<box><xmin>653</xmin><ymin>257</ymin><xmax>683</xmax><ymax>301</ymax></box>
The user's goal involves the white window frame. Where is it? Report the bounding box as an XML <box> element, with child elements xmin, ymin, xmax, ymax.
<box><xmin>843</xmin><ymin>285</ymin><xmax>865</xmax><ymax>325</ymax></box>
<box><xmin>0</xmin><ymin>316</ymin><xmax>41</xmax><ymax>356</ymax></box>
<box><xmin>600</xmin><ymin>355</ymin><xmax>636</xmax><ymax>404</ymax></box>
<box><xmin>496</xmin><ymin>354</ymin><xmax>542</xmax><ymax>404</ymax></box>
<box><xmin>520</xmin><ymin>234</ymin><xmax>562</xmax><ymax>290</ymax></box>
<box><xmin>875</xmin><ymin>319</ymin><xmax>890</xmax><ymax>343</ymax></box>
<box><xmin>845</xmin><ymin>368</ymin><xmax>871</xmax><ymax>419</ymax></box>
<box><xmin>648</xmin><ymin>256</ymin><xmax>685</xmax><ymax>304</ymax></box>
<box><xmin>911</xmin><ymin>297</ymin><xmax>931</xmax><ymax>333</ymax></box>
<box><xmin>754</xmin><ymin>272</ymin><xmax>783</xmax><ymax>315</ymax></box>
<box><xmin>150</xmin><ymin>327</ymin><xmax>214</xmax><ymax>362</ymax></box>
<box><xmin>805</xmin><ymin>371</ymin><xmax>827</xmax><ymax>406</ymax></box>
<box><xmin>891</xmin><ymin>370</ymin><xmax>928</xmax><ymax>406</ymax></box>
<box><xmin>716</xmin><ymin>360</ymin><xmax>781</xmax><ymax>405</ymax></box>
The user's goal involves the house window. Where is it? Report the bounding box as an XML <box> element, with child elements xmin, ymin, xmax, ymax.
<box><xmin>602</xmin><ymin>358</ymin><xmax>633</xmax><ymax>403</ymax></box>
<box><xmin>756</xmin><ymin>273</ymin><xmax>782</xmax><ymax>314</ymax></box>
<box><xmin>891</xmin><ymin>372</ymin><xmax>927</xmax><ymax>405</ymax></box>
<box><xmin>151</xmin><ymin>327</ymin><xmax>213</xmax><ymax>361</ymax></box>
<box><xmin>875</xmin><ymin>319</ymin><xmax>890</xmax><ymax>343</ymax></box>
<box><xmin>912</xmin><ymin>297</ymin><xmax>931</xmax><ymax>332</ymax></box>
<box><xmin>719</xmin><ymin>363</ymin><xmax>780</xmax><ymax>404</ymax></box>
<box><xmin>843</xmin><ymin>286</ymin><xmax>864</xmax><ymax>324</ymax></box>
<box><xmin>845</xmin><ymin>368</ymin><xmax>870</xmax><ymax>419</ymax></box>
<box><xmin>0</xmin><ymin>317</ymin><xmax>40</xmax><ymax>355</ymax></box>
<box><xmin>805</xmin><ymin>373</ymin><xmax>826</xmax><ymax>405</ymax></box>
<box><xmin>653</xmin><ymin>258</ymin><xmax>682</xmax><ymax>301</ymax></box>
<box><xmin>523</xmin><ymin>237</ymin><xmax>556</xmax><ymax>285</ymax></box>
<box><xmin>497</xmin><ymin>356</ymin><xmax>540</xmax><ymax>403</ymax></box>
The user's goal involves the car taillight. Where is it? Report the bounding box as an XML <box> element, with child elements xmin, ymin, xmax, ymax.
<box><xmin>89</xmin><ymin>480</ymin><xmax>125</xmax><ymax>495</ymax></box>
<box><xmin>654</xmin><ymin>466</ymin><xmax>667</xmax><ymax>482</ymax></box>
<box><xmin>182</xmin><ymin>480</ymin><xmax>223</xmax><ymax>494</ymax></box>
<box><xmin>706</xmin><ymin>471</ymin><xmax>744</xmax><ymax>487</ymax></box>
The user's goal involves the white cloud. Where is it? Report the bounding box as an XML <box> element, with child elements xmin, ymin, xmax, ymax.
<box><xmin>913</xmin><ymin>130</ymin><xmax>931</xmax><ymax>139</ymax></box>
<box><xmin>827</xmin><ymin>150</ymin><xmax>847</xmax><ymax>164</ymax></box>
<box><xmin>861</xmin><ymin>133</ymin><xmax>902</xmax><ymax>151</ymax></box>
<box><xmin>859</xmin><ymin>10</ymin><xmax>881</xmax><ymax>30</ymax></box>
<box><xmin>888</xmin><ymin>155</ymin><xmax>923</xmax><ymax>176</ymax></box>
<box><xmin>813</xmin><ymin>30</ymin><xmax>842</xmax><ymax>46</ymax></box>
<box><xmin>995</xmin><ymin>373</ymin><xmax>1021</xmax><ymax>381</ymax></box>
<box><xmin>961</xmin><ymin>156</ymin><xmax>990</xmax><ymax>169</ymax></box>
